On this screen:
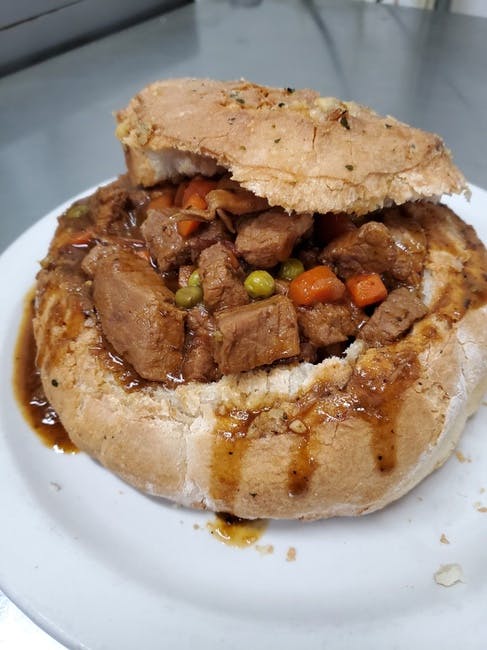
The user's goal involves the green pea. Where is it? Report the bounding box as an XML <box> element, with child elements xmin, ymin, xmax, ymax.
<box><xmin>175</xmin><ymin>286</ymin><xmax>203</xmax><ymax>309</ymax></box>
<box><xmin>187</xmin><ymin>269</ymin><xmax>201</xmax><ymax>287</ymax></box>
<box><xmin>244</xmin><ymin>270</ymin><xmax>275</xmax><ymax>299</ymax></box>
<box><xmin>278</xmin><ymin>258</ymin><xmax>304</xmax><ymax>281</ymax></box>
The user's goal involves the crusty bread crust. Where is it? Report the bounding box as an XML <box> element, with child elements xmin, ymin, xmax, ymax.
<box><xmin>115</xmin><ymin>78</ymin><xmax>468</xmax><ymax>216</ymax></box>
<box><xmin>33</xmin><ymin>202</ymin><xmax>487</xmax><ymax>519</ymax></box>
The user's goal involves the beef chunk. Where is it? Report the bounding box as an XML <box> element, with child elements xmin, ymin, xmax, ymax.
<box><xmin>297</xmin><ymin>246</ymin><xmax>321</xmax><ymax>270</ymax></box>
<box><xmin>321</xmin><ymin>221</ymin><xmax>397</xmax><ymax>279</ymax></box>
<box><xmin>81</xmin><ymin>243</ymin><xmax>114</xmax><ymax>277</ymax></box>
<box><xmin>92</xmin><ymin>248</ymin><xmax>185</xmax><ymax>380</ymax></box>
<box><xmin>178</xmin><ymin>265</ymin><xmax>195</xmax><ymax>288</ymax></box>
<box><xmin>198</xmin><ymin>242</ymin><xmax>249</xmax><ymax>312</ymax></box>
<box><xmin>141</xmin><ymin>208</ymin><xmax>189</xmax><ymax>272</ymax></box>
<box><xmin>298</xmin><ymin>300</ymin><xmax>367</xmax><ymax>347</ymax></box>
<box><xmin>382</xmin><ymin>210</ymin><xmax>427</xmax><ymax>286</ymax></box>
<box><xmin>188</xmin><ymin>218</ymin><xmax>229</xmax><ymax>261</ymax></box>
<box><xmin>236</xmin><ymin>210</ymin><xmax>313</xmax><ymax>268</ymax></box>
<box><xmin>274</xmin><ymin>279</ymin><xmax>290</xmax><ymax>296</ymax></box>
<box><xmin>213</xmin><ymin>295</ymin><xmax>300</xmax><ymax>374</ymax></box>
<box><xmin>182</xmin><ymin>307</ymin><xmax>220</xmax><ymax>382</ymax></box>
<box><xmin>359</xmin><ymin>287</ymin><xmax>427</xmax><ymax>346</ymax></box>
<box><xmin>91</xmin><ymin>182</ymin><xmax>130</xmax><ymax>231</ymax></box>
<box><xmin>141</xmin><ymin>209</ymin><xmax>228</xmax><ymax>272</ymax></box>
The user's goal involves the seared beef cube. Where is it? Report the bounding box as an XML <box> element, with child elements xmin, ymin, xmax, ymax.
<box><xmin>359</xmin><ymin>287</ymin><xmax>427</xmax><ymax>346</ymax></box>
<box><xmin>92</xmin><ymin>183</ymin><xmax>130</xmax><ymax>231</ymax></box>
<box><xmin>321</xmin><ymin>221</ymin><xmax>397</xmax><ymax>279</ymax></box>
<box><xmin>182</xmin><ymin>307</ymin><xmax>220</xmax><ymax>382</ymax></box>
<box><xmin>274</xmin><ymin>279</ymin><xmax>290</xmax><ymax>296</ymax></box>
<box><xmin>297</xmin><ymin>300</ymin><xmax>366</xmax><ymax>347</ymax></box>
<box><xmin>81</xmin><ymin>243</ymin><xmax>115</xmax><ymax>277</ymax></box>
<box><xmin>382</xmin><ymin>210</ymin><xmax>427</xmax><ymax>286</ymax></box>
<box><xmin>141</xmin><ymin>208</ymin><xmax>189</xmax><ymax>272</ymax></box>
<box><xmin>298</xmin><ymin>339</ymin><xmax>319</xmax><ymax>363</ymax></box>
<box><xmin>298</xmin><ymin>246</ymin><xmax>321</xmax><ymax>270</ymax></box>
<box><xmin>198</xmin><ymin>242</ymin><xmax>249</xmax><ymax>312</ymax></box>
<box><xmin>178</xmin><ymin>265</ymin><xmax>195</xmax><ymax>288</ymax></box>
<box><xmin>142</xmin><ymin>209</ymin><xmax>228</xmax><ymax>272</ymax></box>
<box><xmin>188</xmin><ymin>219</ymin><xmax>229</xmax><ymax>261</ymax></box>
<box><xmin>236</xmin><ymin>210</ymin><xmax>313</xmax><ymax>268</ymax></box>
<box><xmin>92</xmin><ymin>248</ymin><xmax>184</xmax><ymax>380</ymax></box>
<box><xmin>213</xmin><ymin>295</ymin><xmax>300</xmax><ymax>374</ymax></box>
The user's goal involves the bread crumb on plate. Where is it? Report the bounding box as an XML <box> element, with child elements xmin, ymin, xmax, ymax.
<box><xmin>455</xmin><ymin>450</ymin><xmax>471</xmax><ymax>463</ymax></box>
<box><xmin>434</xmin><ymin>563</ymin><xmax>463</xmax><ymax>587</ymax></box>
<box><xmin>286</xmin><ymin>547</ymin><xmax>297</xmax><ymax>562</ymax></box>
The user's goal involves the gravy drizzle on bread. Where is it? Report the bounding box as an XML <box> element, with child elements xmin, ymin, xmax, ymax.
<box><xmin>30</xmin><ymin>79</ymin><xmax>487</xmax><ymax>519</ymax></box>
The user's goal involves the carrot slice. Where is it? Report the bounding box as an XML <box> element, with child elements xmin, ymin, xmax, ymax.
<box><xmin>177</xmin><ymin>219</ymin><xmax>201</xmax><ymax>238</ymax></box>
<box><xmin>346</xmin><ymin>273</ymin><xmax>388</xmax><ymax>307</ymax></box>
<box><xmin>147</xmin><ymin>189</ymin><xmax>175</xmax><ymax>211</ymax></box>
<box><xmin>289</xmin><ymin>265</ymin><xmax>345</xmax><ymax>306</ymax></box>
<box><xmin>182</xmin><ymin>193</ymin><xmax>208</xmax><ymax>211</ymax></box>
<box><xmin>182</xmin><ymin>177</ymin><xmax>218</xmax><ymax>207</ymax></box>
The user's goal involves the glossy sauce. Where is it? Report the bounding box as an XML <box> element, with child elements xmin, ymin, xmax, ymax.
<box><xmin>13</xmin><ymin>293</ymin><xmax>77</xmax><ymax>453</ymax></box>
<box><xmin>207</xmin><ymin>513</ymin><xmax>267</xmax><ymax>547</ymax></box>
<box><xmin>210</xmin><ymin>409</ymin><xmax>259</xmax><ymax>503</ymax></box>
<box><xmin>209</xmin><ymin>209</ymin><xmax>487</xmax><ymax>505</ymax></box>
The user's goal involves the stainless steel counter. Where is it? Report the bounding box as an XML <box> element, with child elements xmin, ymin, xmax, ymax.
<box><xmin>1</xmin><ymin>0</ymin><xmax>486</xmax><ymax>647</ymax></box>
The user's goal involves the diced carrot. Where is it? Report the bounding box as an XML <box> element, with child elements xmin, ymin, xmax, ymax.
<box><xmin>182</xmin><ymin>193</ymin><xmax>208</xmax><ymax>211</ymax></box>
<box><xmin>68</xmin><ymin>231</ymin><xmax>93</xmax><ymax>246</ymax></box>
<box><xmin>289</xmin><ymin>265</ymin><xmax>345</xmax><ymax>306</ymax></box>
<box><xmin>346</xmin><ymin>272</ymin><xmax>388</xmax><ymax>308</ymax></box>
<box><xmin>177</xmin><ymin>219</ymin><xmax>201</xmax><ymax>238</ymax></box>
<box><xmin>147</xmin><ymin>189</ymin><xmax>175</xmax><ymax>211</ymax></box>
<box><xmin>174</xmin><ymin>181</ymin><xmax>189</xmax><ymax>207</ymax></box>
<box><xmin>182</xmin><ymin>177</ymin><xmax>218</xmax><ymax>207</ymax></box>
<box><xmin>316</xmin><ymin>212</ymin><xmax>356</xmax><ymax>245</ymax></box>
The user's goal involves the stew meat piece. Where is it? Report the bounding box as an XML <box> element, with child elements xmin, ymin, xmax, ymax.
<box><xmin>141</xmin><ymin>208</ymin><xmax>228</xmax><ymax>272</ymax></box>
<box><xmin>141</xmin><ymin>208</ymin><xmax>189</xmax><ymax>272</ymax></box>
<box><xmin>91</xmin><ymin>246</ymin><xmax>185</xmax><ymax>380</ymax></box>
<box><xmin>382</xmin><ymin>210</ymin><xmax>427</xmax><ymax>285</ymax></box>
<box><xmin>182</xmin><ymin>307</ymin><xmax>220</xmax><ymax>382</ymax></box>
<box><xmin>198</xmin><ymin>241</ymin><xmax>249</xmax><ymax>312</ymax></box>
<box><xmin>213</xmin><ymin>295</ymin><xmax>300</xmax><ymax>374</ymax></box>
<box><xmin>90</xmin><ymin>182</ymin><xmax>130</xmax><ymax>231</ymax></box>
<box><xmin>187</xmin><ymin>218</ymin><xmax>229</xmax><ymax>261</ymax></box>
<box><xmin>358</xmin><ymin>287</ymin><xmax>427</xmax><ymax>346</ymax></box>
<box><xmin>297</xmin><ymin>300</ymin><xmax>367</xmax><ymax>347</ymax></box>
<box><xmin>236</xmin><ymin>210</ymin><xmax>313</xmax><ymax>268</ymax></box>
<box><xmin>321</xmin><ymin>221</ymin><xmax>397</xmax><ymax>279</ymax></box>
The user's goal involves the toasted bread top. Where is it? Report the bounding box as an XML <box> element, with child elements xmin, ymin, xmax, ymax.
<box><xmin>116</xmin><ymin>78</ymin><xmax>468</xmax><ymax>215</ymax></box>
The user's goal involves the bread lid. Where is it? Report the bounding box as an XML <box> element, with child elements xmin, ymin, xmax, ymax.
<box><xmin>115</xmin><ymin>78</ymin><xmax>468</xmax><ymax>215</ymax></box>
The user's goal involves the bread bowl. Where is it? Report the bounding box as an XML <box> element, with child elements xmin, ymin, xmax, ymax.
<box><xmin>33</xmin><ymin>78</ymin><xmax>487</xmax><ymax>519</ymax></box>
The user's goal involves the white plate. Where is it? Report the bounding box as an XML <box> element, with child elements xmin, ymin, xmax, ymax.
<box><xmin>1</xmin><ymin>185</ymin><xmax>486</xmax><ymax>650</ymax></box>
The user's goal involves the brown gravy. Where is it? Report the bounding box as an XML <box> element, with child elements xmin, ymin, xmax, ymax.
<box><xmin>208</xmin><ymin>210</ymin><xmax>487</xmax><ymax>507</ymax></box>
<box><xmin>13</xmin><ymin>292</ymin><xmax>77</xmax><ymax>453</ymax></box>
<box><xmin>207</xmin><ymin>513</ymin><xmax>267</xmax><ymax>547</ymax></box>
